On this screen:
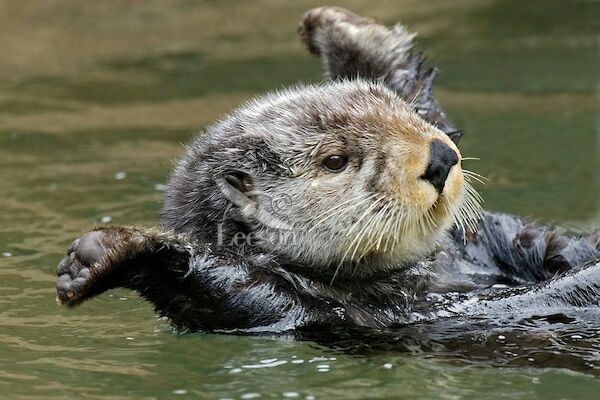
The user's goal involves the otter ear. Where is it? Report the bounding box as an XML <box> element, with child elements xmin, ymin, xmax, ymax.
<box><xmin>214</xmin><ymin>170</ymin><xmax>255</xmax><ymax>210</ymax></box>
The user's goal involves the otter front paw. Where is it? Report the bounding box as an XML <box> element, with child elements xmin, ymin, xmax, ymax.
<box><xmin>56</xmin><ymin>229</ymin><xmax>125</xmax><ymax>306</ymax></box>
<box><xmin>298</xmin><ymin>7</ymin><xmax>376</xmax><ymax>55</ymax></box>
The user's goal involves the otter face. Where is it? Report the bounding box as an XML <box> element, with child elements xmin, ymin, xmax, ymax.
<box><xmin>162</xmin><ymin>81</ymin><xmax>481</xmax><ymax>278</ymax></box>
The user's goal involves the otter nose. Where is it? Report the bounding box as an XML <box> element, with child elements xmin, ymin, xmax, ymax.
<box><xmin>421</xmin><ymin>139</ymin><xmax>459</xmax><ymax>194</ymax></box>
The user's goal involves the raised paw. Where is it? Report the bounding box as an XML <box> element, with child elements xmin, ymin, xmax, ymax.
<box><xmin>56</xmin><ymin>228</ymin><xmax>126</xmax><ymax>306</ymax></box>
<box><xmin>298</xmin><ymin>6</ymin><xmax>376</xmax><ymax>55</ymax></box>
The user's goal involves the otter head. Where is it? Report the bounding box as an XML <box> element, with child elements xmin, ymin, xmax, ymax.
<box><xmin>162</xmin><ymin>80</ymin><xmax>481</xmax><ymax>278</ymax></box>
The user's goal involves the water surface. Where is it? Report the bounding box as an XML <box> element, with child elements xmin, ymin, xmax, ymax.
<box><xmin>0</xmin><ymin>1</ymin><xmax>598</xmax><ymax>399</ymax></box>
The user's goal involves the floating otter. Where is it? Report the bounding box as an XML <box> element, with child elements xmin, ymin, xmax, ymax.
<box><xmin>55</xmin><ymin>7</ymin><xmax>599</xmax><ymax>334</ymax></box>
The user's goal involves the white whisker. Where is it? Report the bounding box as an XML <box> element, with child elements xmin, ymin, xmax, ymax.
<box><xmin>330</xmin><ymin>196</ymin><xmax>383</xmax><ymax>284</ymax></box>
<box><xmin>462</xmin><ymin>169</ymin><xmax>488</xmax><ymax>182</ymax></box>
<box><xmin>309</xmin><ymin>193</ymin><xmax>376</xmax><ymax>233</ymax></box>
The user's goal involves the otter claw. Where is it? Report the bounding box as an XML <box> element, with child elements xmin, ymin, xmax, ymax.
<box><xmin>67</xmin><ymin>238</ymin><xmax>80</xmax><ymax>255</ymax></box>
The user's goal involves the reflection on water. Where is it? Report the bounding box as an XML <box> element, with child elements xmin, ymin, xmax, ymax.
<box><xmin>0</xmin><ymin>0</ymin><xmax>598</xmax><ymax>399</ymax></box>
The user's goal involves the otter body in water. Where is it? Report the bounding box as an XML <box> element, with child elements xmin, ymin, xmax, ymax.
<box><xmin>55</xmin><ymin>7</ymin><xmax>599</xmax><ymax>334</ymax></box>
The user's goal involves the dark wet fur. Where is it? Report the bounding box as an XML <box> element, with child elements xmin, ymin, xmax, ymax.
<box><xmin>56</xmin><ymin>214</ymin><xmax>600</xmax><ymax>371</ymax></box>
<box><xmin>57</xmin><ymin>212</ymin><xmax>600</xmax><ymax>334</ymax></box>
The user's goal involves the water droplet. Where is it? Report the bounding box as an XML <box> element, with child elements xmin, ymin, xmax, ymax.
<box><xmin>242</xmin><ymin>359</ymin><xmax>288</xmax><ymax>369</ymax></box>
<box><xmin>100</xmin><ymin>216</ymin><xmax>112</xmax><ymax>223</ymax></box>
<box><xmin>491</xmin><ymin>284</ymin><xmax>510</xmax><ymax>289</ymax></box>
<box><xmin>383</xmin><ymin>363</ymin><xmax>393</xmax><ymax>369</ymax></box>
<box><xmin>571</xmin><ymin>334</ymin><xmax>582</xmax><ymax>339</ymax></box>
<box><xmin>173</xmin><ymin>389</ymin><xmax>187</xmax><ymax>394</ymax></box>
<box><xmin>240</xmin><ymin>393</ymin><xmax>261</xmax><ymax>399</ymax></box>
<box><xmin>497</xmin><ymin>335</ymin><xmax>506</xmax><ymax>340</ymax></box>
<box><xmin>114</xmin><ymin>171</ymin><xmax>127</xmax><ymax>180</ymax></box>
<box><xmin>2</xmin><ymin>252</ymin><xmax>12</xmax><ymax>257</ymax></box>
<box><xmin>283</xmin><ymin>392</ymin><xmax>299</xmax><ymax>398</ymax></box>
<box><xmin>125</xmin><ymin>337</ymin><xmax>134</xmax><ymax>340</ymax></box>
<box><xmin>155</xmin><ymin>183</ymin><xmax>168</xmax><ymax>191</ymax></box>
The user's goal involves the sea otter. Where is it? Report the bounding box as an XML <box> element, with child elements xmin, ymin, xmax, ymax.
<box><xmin>55</xmin><ymin>7</ymin><xmax>599</xmax><ymax>333</ymax></box>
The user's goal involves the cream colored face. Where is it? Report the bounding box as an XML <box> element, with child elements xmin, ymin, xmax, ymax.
<box><xmin>253</xmin><ymin>104</ymin><xmax>482</xmax><ymax>277</ymax></box>
<box><xmin>380</xmin><ymin>117</ymin><xmax>465</xmax><ymax>232</ymax></box>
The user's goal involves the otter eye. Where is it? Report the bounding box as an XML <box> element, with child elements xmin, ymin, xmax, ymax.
<box><xmin>323</xmin><ymin>155</ymin><xmax>348</xmax><ymax>172</ymax></box>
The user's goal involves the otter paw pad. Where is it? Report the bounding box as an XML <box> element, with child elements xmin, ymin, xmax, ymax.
<box><xmin>56</xmin><ymin>231</ymin><xmax>115</xmax><ymax>306</ymax></box>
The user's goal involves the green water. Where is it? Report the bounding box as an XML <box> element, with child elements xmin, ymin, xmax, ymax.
<box><xmin>0</xmin><ymin>1</ymin><xmax>598</xmax><ymax>399</ymax></box>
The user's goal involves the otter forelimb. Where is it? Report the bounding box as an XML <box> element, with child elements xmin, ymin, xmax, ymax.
<box><xmin>56</xmin><ymin>227</ymin><xmax>348</xmax><ymax>332</ymax></box>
